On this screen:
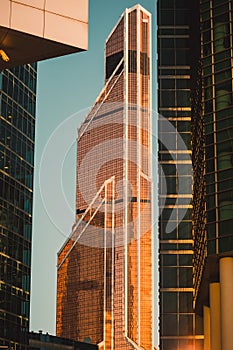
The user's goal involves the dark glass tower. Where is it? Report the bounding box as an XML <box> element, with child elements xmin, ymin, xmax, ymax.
<box><xmin>192</xmin><ymin>1</ymin><xmax>233</xmax><ymax>349</ymax></box>
<box><xmin>0</xmin><ymin>64</ymin><xmax>37</xmax><ymax>349</ymax></box>
<box><xmin>157</xmin><ymin>1</ymin><xmax>203</xmax><ymax>349</ymax></box>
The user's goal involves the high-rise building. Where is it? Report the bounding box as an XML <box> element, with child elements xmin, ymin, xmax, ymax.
<box><xmin>0</xmin><ymin>63</ymin><xmax>37</xmax><ymax>349</ymax></box>
<box><xmin>159</xmin><ymin>0</ymin><xmax>233</xmax><ymax>349</ymax></box>
<box><xmin>192</xmin><ymin>1</ymin><xmax>233</xmax><ymax>349</ymax></box>
<box><xmin>0</xmin><ymin>2</ymin><xmax>88</xmax><ymax>349</ymax></box>
<box><xmin>57</xmin><ymin>5</ymin><xmax>154</xmax><ymax>349</ymax></box>
<box><xmin>157</xmin><ymin>0</ymin><xmax>204</xmax><ymax>349</ymax></box>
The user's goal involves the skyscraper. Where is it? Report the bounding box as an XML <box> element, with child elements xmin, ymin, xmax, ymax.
<box><xmin>0</xmin><ymin>63</ymin><xmax>37</xmax><ymax>349</ymax></box>
<box><xmin>192</xmin><ymin>1</ymin><xmax>233</xmax><ymax>349</ymax></box>
<box><xmin>159</xmin><ymin>0</ymin><xmax>233</xmax><ymax>349</ymax></box>
<box><xmin>57</xmin><ymin>5</ymin><xmax>154</xmax><ymax>349</ymax></box>
<box><xmin>157</xmin><ymin>0</ymin><xmax>203</xmax><ymax>349</ymax></box>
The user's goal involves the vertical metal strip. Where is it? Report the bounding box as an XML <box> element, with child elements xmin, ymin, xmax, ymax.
<box><xmin>104</xmin><ymin>183</ymin><xmax>107</xmax><ymax>349</ymax></box>
<box><xmin>111</xmin><ymin>177</ymin><xmax>115</xmax><ymax>350</ymax></box>
<box><xmin>124</xmin><ymin>7</ymin><xmax>129</xmax><ymax>337</ymax></box>
<box><xmin>136</xmin><ymin>5</ymin><xmax>141</xmax><ymax>345</ymax></box>
<box><xmin>229</xmin><ymin>0</ymin><xmax>233</xmax><ymax>95</ymax></box>
<box><xmin>147</xmin><ymin>11</ymin><xmax>154</xmax><ymax>349</ymax></box>
<box><xmin>209</xmin><ymin>0</ymin><xmax>219</xmax><ymax>254</ymax></box>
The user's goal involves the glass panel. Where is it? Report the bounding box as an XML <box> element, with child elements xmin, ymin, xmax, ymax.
<box><xmin>163</xmin><ymin>314</ymin><xmax>178</xmax><ymax>336</ymax></box>
<box><xmin>162</xmin><ymin>292</ymin><xmax>178</xmax><ymax>312</ymax></box>
<box><xmin>179</xmin><ymin>314</ymin><xmax>193</xmax><ymax>335</ymax></box>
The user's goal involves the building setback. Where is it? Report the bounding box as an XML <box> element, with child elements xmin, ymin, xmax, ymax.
<box><xmin>57</xmin><ymin>5</ymin><xmax>154</xmax><ymax>350</ymax></box>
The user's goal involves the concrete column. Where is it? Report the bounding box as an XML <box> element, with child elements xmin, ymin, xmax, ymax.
<box><xmin>204</xmin><ymin>306</ymin><xmax>210</xmax><ymax>350</ymax></box>
<box><xmin>220</xmin><ymin>257</ymin><xmax>233</xmax><ymax>350</ymax></box>
<box><xmin>209</xmin><ymin>282</ymin><xmax>221</xmax><ymax>350</ymax></box>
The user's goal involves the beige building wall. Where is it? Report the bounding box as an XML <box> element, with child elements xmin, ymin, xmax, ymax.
<box><xmin>0</xmin><ymin>0</ymin><xmax>88</xmax><ymax>69</ymax></box>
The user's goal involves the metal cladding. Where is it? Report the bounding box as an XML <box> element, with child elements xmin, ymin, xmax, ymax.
<box><xmin>0</xmin><ymin>0</ymin><xmax>88</xmax><ymax>70</ymax></box>
<box><xmin>56</xmin><ymin>5</ymin><xmax>154</xmax><ymax>349</ymax></box>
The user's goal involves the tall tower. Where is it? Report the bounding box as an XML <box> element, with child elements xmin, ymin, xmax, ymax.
<box><xmin>192</xmin><ymin>1</ymin><xmax>233</xmax><ymax>349</ymax></box>
<box><xmin>57</xmin><ymin>5</ymin><xmax>154</xmax><ymax>349</ymax></box>
<box><xmin>0</xmin><ymin>64</ymin><xmax>37</xmax><ymax>349</ymax></box>
<box><xmin>157</xmin><ymin>0</ymin><xmax>203</xmax><ymax>349</ymax></box>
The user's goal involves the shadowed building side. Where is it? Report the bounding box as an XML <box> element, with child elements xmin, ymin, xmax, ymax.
<box><xmin>192</xmin><ymin>1</ymin><xmax>233</xmax><ymax>350</ymax></box>
<box><xmin>157</xmin><ymin>0</ymin><xmax>204</xmax><ymax>349</ymax></box>
<box><xmin>0</xmin><ymin>63</ymin><xmax>37</xmax><ymax>350</ymax></box>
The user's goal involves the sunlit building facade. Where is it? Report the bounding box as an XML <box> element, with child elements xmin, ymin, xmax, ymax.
<box><xmin>157</xmin><ymin>0</ymin><xmax>204</xmax><ymax>349</ymax></box>
<box><xmin>192</xmin><ymin>1</ymin><xmax>233</xmax><ymax>349</ymax></box>
<box><xmin>0</xmin><ymin>64</ymin><xmax>37</xmax><ymax>349</ymax></box>
<box><xmin>57</xmin><ymin>5</ymin><xmax>154</xmax><ymax>349</ymax></box>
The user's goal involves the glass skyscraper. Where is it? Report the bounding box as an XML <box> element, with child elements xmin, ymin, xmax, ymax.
<box><xmin>192</xmin><ymin>1</ymin><xmax>233</xmax><ymax>349</ymax></box>
<box><xmin>159</xmin><ymin>0</ymin><xmax>233</xmax><ymax>349</ymax></box>
<box><xmin>0</xmin><ymin>64</ymin><xmax>37</xmax><ymax>349</ymax></box>
<box><xmin>57</xmin><ymin>5</ymin><xmax>154</xmax><ymax>349</ymax></box>
<box><xmin>157</xmin><ymin>0</ymin><xmax>203</xmax><ymax>349</ymax></box>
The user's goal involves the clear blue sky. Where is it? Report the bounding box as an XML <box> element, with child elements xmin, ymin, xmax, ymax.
<box><xmin>30</xmin><ymin>0</ymin><xmax>157</xmax><ymax>341</ymax></box>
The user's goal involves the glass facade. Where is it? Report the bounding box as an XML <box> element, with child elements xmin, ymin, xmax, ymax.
<box><xmin>193</xmin><ymin>0</ymin><xmax>233</xmax><ymax>314</ymax></box>
<box><xmin>157</xmin><ymin>1</ymin><xmax>204</xmax><ymax>349</ymax></box>
<box><xmin>201</xmin><ymin>0</ymin><xmax>233</xmax><ymax>255</ymax></box>
<box><xmin>57</xmin><ymin>5</ymin><xmax>154</xmax><ymax>349</ymax></box>
<box><xmin>0</xmin><ymin>64</ymin><xmax>37</xmax><ymax>349</ymax></box>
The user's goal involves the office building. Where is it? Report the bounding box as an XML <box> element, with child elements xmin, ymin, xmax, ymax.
<box><xmin>192</xmin><ymin>1</ymin><xmax>233</xmax><ymax>349</ymax></box>
<box><xmin>0</xmin><ymin>2</ymin><xmax>88</xmax><ymax>349</ymax></box>
<box><xmin>0</xmin><ymin>63</ymin><xmax>37</xmax><ymax>350</ymax></box>
<box><xmin>159</xmin><ymin>0</ymin><xmax>233</xmax><ymax>349</ymax></box>
<box><xmin>157</xmin><ymin>0</ymin><xmax>203</xmax><ymax>349</ymax></box>
<box><xmin>28</xmin><ymin>331</ymin><xmax>98</xmax><ymax>350</ymax></box>
<box><xmin>57</xmin><ymin>5</ymin><xmax>154</xmax><ymax>349</ymax></box>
